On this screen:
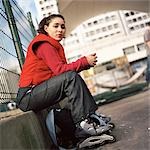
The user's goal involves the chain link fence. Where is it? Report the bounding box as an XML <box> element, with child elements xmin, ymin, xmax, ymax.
<box><xmin>0</xmin><ymin>0</ymin><xmax>35</xmax><ymax>111</ymax></box>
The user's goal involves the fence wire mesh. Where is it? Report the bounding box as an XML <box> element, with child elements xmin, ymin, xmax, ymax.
<box><xmin>0</xmin><ymin>0</ymin><xmax>34</xmax><ymax>107</ymax></box>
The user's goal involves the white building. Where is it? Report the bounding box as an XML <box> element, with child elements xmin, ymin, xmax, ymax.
<box><xmin>63</xmin><ymin>10</ymin><xmax>150</xmax><ymax>94</ymax></box>
<box><xmin>34</xmin><ymin>0</ymin><xmax>59</xmax><ymax>21</ymax></box>
<box><xmin>64</xmin><ymin>10</ymin><xmax>150</xmax><ymax>64</ymax></box>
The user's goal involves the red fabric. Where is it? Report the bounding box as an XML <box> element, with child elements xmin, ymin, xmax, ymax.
<box><xmin>19</xmin><ymin>34</ymin><xmax>90</xmax><ymax>87</ymax></box>
<box><xmin>36</xmin><ymin>42</ymin><xmax>89</xmax><ymax>76</ymax></box>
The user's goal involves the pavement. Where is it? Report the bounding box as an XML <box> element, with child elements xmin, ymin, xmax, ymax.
<box><xmin>0</xmin><ymin>89</ymin><xmax>149</xmax><ymax>150</ymax></box>
<box><xmin>94</xmin><ymin>89</ymin><xmax>150</xmax><ymax>150</ymax></box>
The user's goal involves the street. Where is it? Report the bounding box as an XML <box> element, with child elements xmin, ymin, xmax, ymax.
<box><xmin>95</xmin><ymin>89</ymin><xmax>149</xmax><ymax>150</ymax></box>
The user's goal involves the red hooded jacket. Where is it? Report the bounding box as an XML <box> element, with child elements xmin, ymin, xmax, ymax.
<box><xmin>19</xmin><ymin>34</ymin><xmax>89</xmax><ymax>87</ymax></box>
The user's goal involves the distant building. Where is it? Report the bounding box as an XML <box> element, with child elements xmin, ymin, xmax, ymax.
<box><xmin>34</xmin><ymin>0</ymin><xmax>59</xmax><ymax>21</ymax></box>
<box><xmin>63</xmin><ymin>10</ymin><xmax>150</xmax><ymax>94</ymax></box>
<box><xmin>64</xmin><ymin>10</ymin><xmax>150</xmax><ymax>65</ymax></box>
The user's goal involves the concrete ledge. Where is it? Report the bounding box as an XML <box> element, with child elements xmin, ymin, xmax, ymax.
<box><xmin>0</xmin><ymin>109</ymin><xmax>53</xmax><ymax>150</ymax></box>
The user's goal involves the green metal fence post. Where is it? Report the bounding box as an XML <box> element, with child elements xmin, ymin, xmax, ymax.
<box><xmin>27</xmin><ymin>12</ymin><xmax>37</xmax><ymax>37</ymax></box>
<box><xmin>2</xmin><ymin>0</ymin><xmax>25</xmax><ymax>70</ymax></box>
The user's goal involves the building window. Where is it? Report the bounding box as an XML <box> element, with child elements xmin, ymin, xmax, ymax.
<box><xmin>116</xmin><ymin>31</ymin><xmax>121</xmax><ymax>34</ymax></box>
<box><xmin>83</xmin><ymin>24</ymin><xmax>86</xmax><ymax>28</ymax></box>
<box><xmin>108</xmin><ymin>25</ymin><xmax>113</xmax><ymax>30</ymax></box>
<box><xmin>96</xmin><ymin>29</ymin><xmax>100</xmax><ymax>33</ymax></box>
<box><xmin>130</xmin><ymin>11</ymin><xmax>134</xmax><ymax>15</ymax></box>
<box><xmin>140</xmin><ymin>24</ymin><xmax>145</xmax><ymax>28</ymax></box>
<box><xmin>105</xmin><ymin>16</ymin><xmax>110</xmax><ymax>21</ymax></box>
<box><xmin>110</xmin><ymin>33</ymin><xmax>114</xmax><ymax>36</ymax></box>
<box><xmin>98</xmin><ymin>36</ymin><xmax>102</xmax><ymax>40</ymax></box>
<box><xmin>143</xmin><ymin>15</ymin><xmax>147</xmax><ymax>19</ymax></box>
<box><xmin>39</xmin><ymin>1</ymin><xmax>43</xmax><ymax>4</ymax></box>
<box><xmin>90</xmin><ymin>31</ymin><xmax>95</xmax><ymax>36</ymax></box>
<box><xmin>111</xmin><ymin>15</ymin><xmax>116</xmax><ymax>20</ymax></box>
<box><xmin>102</xmin><ymin>27</ymin><xmax>106</xmax><ymax>32</ymax></box>
<box><xmin>93</xmin><ymin>20</ymin><xmax>98</xmax><ymax>25</ymax></box>
<box><xmin>135</xmin><ymin>25</ymin><xmax>139</xmax><ymax>30</ymax></box>
<box><xmin>92</xmin><ymin>39</ymin><xmax>96</xmax><ymax>42</ymax></box>
<box><xmin>130</xmin><ymin>27</ymin><xmax>134</xmax><ymax>31</ymax></box>
<box><xmin>133</xmin><ymin>18</ymin><xmax>137</xmax><ymax>22</ymax></box>
<box><xmin>74</xmin><ymin>33</ymin><xmax>77</xmax><ymax>36</ymax></box>
<box><xmin>125</xmin><ymin>13</ymin><xmax>129</xmax><ymax>17</ymax></box>
<box><xmin>137</xmin><ymin>43</ymin><xmax>145</xmax><ymax>51</ymax></box>
<box><xmin>123</xmin><ymin>46</ymin><xmax>135</xmax><ymax>55</ymax></box>
<box><xmin>46</xmin><ymin>6</ymin><xmax>50</xmax><ymax>9</ymax></box>
<box><xmin>104</xmin><ymin>35</ymin><xmax>109</xmax><ymax>38</ymax></box>
<box><xmin>88</xmin><ymin>22</ymin><xmax>92</xmax><ymax>27</ymax></box>
<box><xmin>114</xmin><ymin>23</ymin><xmax>118</xmax><ymax>28</ymax></box>
<box><xmin>137</xmin><ymin>16</ymin><xmax>142</xmax><ymax>21</ymax></box>
<box><xmin>128</xmin><ymin>20</ymin><xmax>132</xmax><ymax>24</ymax></box>
<box><xmin>106</xmin><ymin>63</ymin><xmax>116</xmax><ymax>70</ymax></box>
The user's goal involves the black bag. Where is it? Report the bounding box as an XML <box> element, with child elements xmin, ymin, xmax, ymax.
<box><xmin>54</xmin><ymin>108</ymin><xmax>78</xmax><ymax>148</ymax></box>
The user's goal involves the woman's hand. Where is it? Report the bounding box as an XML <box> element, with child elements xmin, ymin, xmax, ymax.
<box><xmin>86</xmin><ymin>53</ymin><xmax>97</xmax><ymax>67</ymax></box>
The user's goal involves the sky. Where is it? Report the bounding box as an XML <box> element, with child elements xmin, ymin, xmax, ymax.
<box><xmin>16</xmin><ymin>0</ymin><xmax>38</xmax><ymax>27</ymax></box>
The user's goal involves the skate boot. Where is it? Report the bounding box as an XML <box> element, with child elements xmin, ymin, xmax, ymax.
<box><xmin>77</xmin><ymin>134</ymin><xmax>116</xmax><ymax>149</ymax></box>
<box><xmin>90</xmin><ymin>113</ymin><xmax>115</xmax><ymax>132</ymax></box>
<box><xmin>75</xmin><ymin>118</ymin><xmax>116</xmax><ymax>149</ymax></box>
<box><xmin>75</xmin><ymin>118</ymin><xmax>111</xmax><ymax>140</ymax></box>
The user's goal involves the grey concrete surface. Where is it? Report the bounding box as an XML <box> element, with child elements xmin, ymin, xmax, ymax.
<box><xmin>0</xmin><ymin>110</ymin><xmax>53</xmax><ymax>150</ymax></box>
<box><xmin>0</xmin><ymin>89</ymin><xmax>149</xmax><ymax>150</ymax></box>
<box><xmin>95</xmin><ymin>89</ymin><xmax>150</xmax><ymax>150</ymax></box>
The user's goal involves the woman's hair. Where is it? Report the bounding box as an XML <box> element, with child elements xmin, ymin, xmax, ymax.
<box><xmin>37</xmin><ymin>14</ymin><xmax>65</xmax><ymax>35</ymax></box>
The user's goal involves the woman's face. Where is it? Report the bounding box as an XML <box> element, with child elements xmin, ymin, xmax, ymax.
<box><xmin>44</xmin><ymin>17</ymin><xmax>66</xmax><ymax>41</ymax></box>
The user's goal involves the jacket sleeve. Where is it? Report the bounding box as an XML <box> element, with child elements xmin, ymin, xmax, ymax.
<box><xmin>36</xmin><ymin>42</ymin><xmax>90</xmax><ymax>76</ymax></box>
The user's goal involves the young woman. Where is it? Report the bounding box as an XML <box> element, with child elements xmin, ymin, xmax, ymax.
<box><xmin>16</xmin><ymin>14</ymin><xmax>111</xmax><ymax>141</ymax></box>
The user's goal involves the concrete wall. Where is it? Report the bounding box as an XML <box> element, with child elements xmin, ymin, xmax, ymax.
<box><xmin>0</xmin><ymin>109</ymin><xmax>54</xmax><ymax>150</ymax></box>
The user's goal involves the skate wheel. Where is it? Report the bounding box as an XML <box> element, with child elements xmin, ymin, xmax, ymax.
<box><xmin>108</xmin><ymin>122</ymin><xmax>115</xmax><ymax>129</ymax></box>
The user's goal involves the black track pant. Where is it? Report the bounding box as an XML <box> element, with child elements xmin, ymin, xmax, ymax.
<box><xmin>16</xmin><ymin>71</ymin><xmax>98</xmax><ymax>124</ymax></box>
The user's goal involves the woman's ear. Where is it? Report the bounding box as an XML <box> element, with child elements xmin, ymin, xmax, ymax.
<box><xmin>44</xmin><ymin>25</ymin><xmax>48</xmax><ymax>33</ymax></box>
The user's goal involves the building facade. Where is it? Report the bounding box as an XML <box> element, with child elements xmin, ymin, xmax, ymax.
<box><xmin>63</xmin><ymin>10</ymin><xmax>150</xmax><ymax>94</ymax></box>
<box><xmin>64</xmin><ymin>10</ymin><xmax>150</xmax><ymax>64</ymax></box>
<box><xmin>34</xmin><ymin>0</ymin><xmax>59</xmax><ymax>21</ymax></box>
